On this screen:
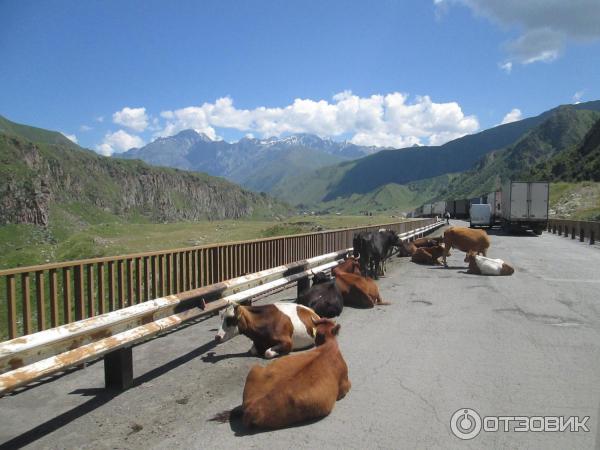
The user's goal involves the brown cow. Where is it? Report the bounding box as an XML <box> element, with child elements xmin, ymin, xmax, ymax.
<box><xmin>215</xmin><ymin>302</ymin><xmax>320</xmax><ymax>358</ymax></box>
<box><xmin>442</xmin><ymin>226</ymin><xmax>490</xmax><ymax>266</ymax></box>
<box><xmin>335</xmin><ymin>256</ymin><xmax>362</xmax><ymax>275</ymax></box>
<box><xmin>397</xmin><ymin>241</ymin><xmax>417</xmax><ymax>257</ymax></box>
<box><xmin>411</xmin><ymin>245</ymin><xmax>448</xmax><ymax>265</ymax></box>
<box><xmin>466</xmin><ymin>252</ymin><xmax>515</xmax><ymax>276</ymax></box>
<box><xmin>332</xmin><ymin>263</ymin><xmax>388</xmax><ymax>308</ymax></box>
<box><xmin>412</xmin><ymin>237</ymin><xmax>442</xmax><ymax>248</ymax></box>
<box><xmin>211</xmin><ymin>318</ymin><xmax>351</xmax><ymax>429</ymax></box>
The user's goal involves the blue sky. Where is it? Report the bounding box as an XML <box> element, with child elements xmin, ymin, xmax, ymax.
<box><xmin>1</xmin><ymin>0</ymin><xmax>599</xmax><ymax>154</ymax></box>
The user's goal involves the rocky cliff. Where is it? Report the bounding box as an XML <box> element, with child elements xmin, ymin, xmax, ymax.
<box><xmin>0</xmin><ymin>126</ymin><xmax>288</xmax><ymax>227</ymax></box>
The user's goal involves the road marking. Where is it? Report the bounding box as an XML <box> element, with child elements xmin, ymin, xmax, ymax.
<box><xmin>542</xmin><ymin>278</ymin><xmax>600</xmax><ymax>284</ymax></box>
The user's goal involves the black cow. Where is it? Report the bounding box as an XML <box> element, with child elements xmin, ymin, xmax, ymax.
<box><xmin>296</xmin><ymin>272</ymin><xmax>343</xmax><ymax>318</ymax></box>
<box><xmin>353</xmin><ymin>230</ymin><xmax>400</xmax><ymax>279</ymax></box>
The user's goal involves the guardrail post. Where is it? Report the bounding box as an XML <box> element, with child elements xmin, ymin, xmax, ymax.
<box><xmin>297</xmin><ymin>277</ymin><xmax>310</xmax><ymax>297</ymax></box>
<box><xmin>104</xmin><ymin>347</ymin><xmax>133</xmax><ymax>390</ymax></box>
<box><xmin>571</xmin><ymin>226</ymin><xmax>575</xmax><ymax>239</ymax></box>
<box><xmin>580</xmin><ymin>228</ymin><xmax>585</xmax><ymax>242</ymax></box>
<box><xmin>591</xmin><ymin>230</ymin><xmax>595</xmax><ymax>245</ymax></box>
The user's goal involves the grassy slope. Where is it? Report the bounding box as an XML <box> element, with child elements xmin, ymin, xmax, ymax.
<box><xmin>529</xmin><ymin>118</ymin><xmax>600</xmax><ymax>183</ymax></box>
<box><xmin>440</xmin><ymin>108</ymin><xmax>600</xmax><ymax>199</ymax></box>
<box><xmin>0</xmin><ymin>214</ymin><xmax>402</xmax><ymax>270</ymax></box>
<box><xmin>0</xmin><ymin>114</ymin><xmax>78</xmax><ymax>148</ymax></box>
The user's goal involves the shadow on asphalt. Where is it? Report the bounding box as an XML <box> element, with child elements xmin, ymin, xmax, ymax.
<box><xmin>222</xmin><ymin>409</ymin><xmax>325</xmax><ymax>437</ymax></box>
<box><xmin>202</xmin><ymin>350</ymin><xmax>253</xmax><ymax>363</ymax></box>
<box><xmin>0</xmin><ymin>338</ymin><xmax>220</xmax><ymax>450</ymax></box>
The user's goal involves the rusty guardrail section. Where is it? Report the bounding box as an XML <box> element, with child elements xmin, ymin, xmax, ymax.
<box><xmin>547</xmin><ymin>218</ymin><xmax>599</xmax><ymax>245</ymax></box>
<box><xmin>0</xmin><ymin>218</ymin><xmax>436</xmax><ymax>340</ymax></box>
<box><xmin>0</xmin><ymin>220</ymin><xmax>444</xmax><ymax>395</ymax></box>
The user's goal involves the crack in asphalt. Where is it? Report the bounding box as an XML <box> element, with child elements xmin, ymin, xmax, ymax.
<box><xmin>395</xmin><ymin>377</ymin><xmax>444</xmax><ymax>428</ymax></box>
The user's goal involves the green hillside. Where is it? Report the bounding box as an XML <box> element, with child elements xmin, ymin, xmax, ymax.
<box><xmin>304</xmin><ymin>174</ymin><xmax>458</xmax><ymax>214</ymax></box>
<box><xmin>0</xmin><ymin>116</ymin><xmax>291</xmax><ymax>266</ymax></box>
<box><xmin>529</xmin><ymin>118</ymin><xmax>600</xmax><ymax>182</ymax></box>
<box><xmin>0</xmin><ymin>115</ymin><xmax>78</xmax><ymax>148</ymax></box>
<box><xmin>441</xmin><ymin>108</ymin><xmax>600</xmax><ymax>198</ymax></box>
<box><xmin>274</xmin><ymin>101</ymin><xmax>600</xmax><ymax>207</ymax></box>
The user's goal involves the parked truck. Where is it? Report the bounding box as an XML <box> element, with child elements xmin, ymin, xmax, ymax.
<box><xmin>500</xmin><ymin>181</ymin><xmax>549</xmax><ymax>235</ymax></box>
<box><xmin>486</xmin><ymin>191</ymin><xmax>502</xmax><ymax>223</ymax></box>
<box><xmin>454</xmin><ymin>199</ymin><xmax>469</xmax><ymax>219</ymax></box>
<box><xmin>432</xmin><ymin>201</ymin><xmax>447</xmax><ymax>216</ymax></box>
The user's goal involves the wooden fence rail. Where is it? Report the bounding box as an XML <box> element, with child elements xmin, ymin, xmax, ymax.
<box><xmin>547</xmin><ymin>218</ymin><xmax>600</xmax><ymax>245</ymax></box>
<box><xmin>1</xmin><ymin>218</ymin><xmax>435</xmax><ymax>340</ymax></box>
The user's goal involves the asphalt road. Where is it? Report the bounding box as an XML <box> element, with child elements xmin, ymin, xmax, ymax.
<box><xmin>1</xmin><ymin>220</ymin><xmax>599</xmax><ymax>449</ymax></box>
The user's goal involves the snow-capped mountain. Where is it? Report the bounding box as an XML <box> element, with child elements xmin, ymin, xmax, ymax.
<box><xmin>118</xmin><ymin>131</ymin><xmax>384</xmax><ymax>193</ymax></box>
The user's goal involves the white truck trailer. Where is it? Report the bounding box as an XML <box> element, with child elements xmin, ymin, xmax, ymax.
<box><xmin>500</xmin><ymin>181</ymin><xmax>549</xmax><ymax>235</ymax></box>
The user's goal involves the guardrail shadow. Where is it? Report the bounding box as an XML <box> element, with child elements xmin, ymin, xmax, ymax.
<box><xmin>0</xmin><ymin>337</ymin><xmax>220</xmax><ymax>449</ymax></box>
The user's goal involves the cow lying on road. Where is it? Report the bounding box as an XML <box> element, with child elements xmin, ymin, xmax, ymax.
<box><xmin>443</xmin><ymin>226</ymin><xmax>490</xmax><ymax>266</ymax></box>
<box><xmin>212</xmin><ymin>318</ymin><xmax>351</xmax><ymax>429</ymax></box>
<box><xmin>332</xmin><ymin>258</ymin><xmax>388</xmax><ymax>308</ymax></box>
<box><xmin>398</xmin><ymin>237</ymin><xmax>443</xmax><ymax>257</ymax></box>
<box><xmin>411</xmin><ymin>245</ymin><xmax>448</xmax><ymax>265</ymax></box>
<box><xmin>215</xmin><ymin>302</ymin><xmax>320</xmax><ymax>358</ymax></box>
<box><xmin>296</xmin><ymin>272</ymin><xmax>344</xmax><ymax>318</ymax></box>
<box><xmin>466</xmin><ymin>252</ymin><xmax>515</xmax><ymax>276</ymax></box>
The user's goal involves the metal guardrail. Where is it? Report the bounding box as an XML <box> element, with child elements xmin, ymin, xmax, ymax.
<box><xmin>1</xmin><ymin>218</ymin><xmax>437</xmax><ymax>340</ymax></box>
<box><xmin>547</xmin><ymin>218</ymin><xmax>599</xmax><ymax>245</ymax></box>
<box><xmin>0</xmin><ymin>219</ymin><xmax>445</xmax><ymax>395</ymax></box>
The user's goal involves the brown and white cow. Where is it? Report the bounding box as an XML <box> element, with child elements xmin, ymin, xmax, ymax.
<box><xmin>332</xmin><ymin>262</ymin><xmax>388</xmax><ymax>308</ymax></box>
<box><xmin>466</xmin><ymin>252</ymin><xmax>515</xmax><ymax>276</ymax></box>
<box><xmin>410</xmin><ymin>245</ymin><xmax>448</xmax><ymax>265</ymax></box>
<box><xmin>212</xmin><ymin>318</ymin><xmax>350</xmax><ymax>429</ymax></box>
<box><xmin>215</xmin><ymin>302</ymin><xmax>320</xmax><ymax>358</ymax></box>
<box><xmin>442</xmin><ymin>226</ymin><xmax>490</xmax><ymax>266</ymax></box>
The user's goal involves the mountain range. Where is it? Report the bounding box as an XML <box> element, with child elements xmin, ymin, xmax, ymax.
<box><xmin>118</xmin><ymin>100</ymin><xmax>600</xmax><ymax>215</ymax></box>
<box><xmin>118</xmin><ymin>132</ymin><xmax>381</xmax><ymax>193</ymax></box>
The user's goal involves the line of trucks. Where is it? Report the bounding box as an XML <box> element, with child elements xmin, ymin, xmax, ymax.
<box><xmin>412</xmin><ymin>181</ymin><xmax>549</xmax><ymax>235</ymax></box>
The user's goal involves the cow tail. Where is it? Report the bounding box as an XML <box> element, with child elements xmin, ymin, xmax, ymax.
<box><xmin>209</xmin><ymin>405</ymin><xmax>243</xmax><ymax>423</ymax></box>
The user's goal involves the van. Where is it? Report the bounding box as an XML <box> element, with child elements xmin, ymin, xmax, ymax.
<box><xmin>469</xmin><ymin>203</ymin><xmax>492</xmax><ymax>228</ymax></box>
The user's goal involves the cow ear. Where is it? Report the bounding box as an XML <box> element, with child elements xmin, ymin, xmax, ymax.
<box><xmin>332</xmin><ymin>324</ymin><xmax>341</xmax><ymax>336</ymax></box>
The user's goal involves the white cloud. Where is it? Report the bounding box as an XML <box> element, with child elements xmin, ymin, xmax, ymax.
<box><xmin>112</xmin><ymin>107</ymin><xmax>149</xmax><ymax>132</ymax></box>
<box><xmin>572</xmin><ymin>90</ymin><xmax>584</xmax><ymax>104</ymax></box>
<box><xmin>62</xmin><ymin>133</ymin><xmax>78</xmax><ymax>143</ymax></box>
<box><xmin>79</xmin><ymin>125</ymin><xmax>92</xmax><ymax>132</ymax></box>
<box><xmin>500</xmin><ymin>108</ymin><xmax>522</xmax><ymax>125</ymax></box>
<box><xmin>157</xmin><ymin>92</ymin><xmax>479</xmax><ymax>148</ymax></box>
<box><xmin>499</xmin><ymin>61</ymin><xmax>512</xmax><ymax>74</ymax></box>
<box><xmin>95</xmin><ymin>116</ymin><xmax>104</xmax><ymax>123</ymax></box>
<box><xmin>96</xmin><ymin>130</ymin><xmax>144</xmax><ymax>156</ymax></box>
<box><xmin>435</xmin><ymin>0</ymin><xmax>600</xmax><ymax>66</ymax></box>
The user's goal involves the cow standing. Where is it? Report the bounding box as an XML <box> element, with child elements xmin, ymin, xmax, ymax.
<box><xmin>212</xmin><ymin>318</ymin><xmax>351</xmax><ymax>429</ymax></box>
<box><xmin>353</xmin><ymin>230</ymin><xmax>400</xmax><ymax>279</ymax></box>
<box><xmin>215</xmin><ymin>302</ymin><xmax>320</xmax><ymax>358</ymax></box>
<box><xmin>442</xmin><ymin>226</ymin><xmax>490</xmax><ymax>266</ymax></box>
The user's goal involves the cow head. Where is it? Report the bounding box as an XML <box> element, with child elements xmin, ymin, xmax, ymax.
<box><xmin>215</xmin><ymin>302</ymin><xmax>241</xmax><ymax>343</ymax></box>
<box><xmin>312</xmin><ymin>318</ymin><xmax>341</xmax><ymax>346</ymax></box>
<box><xmin>312</xmin><ymin>271</ymin><xmax>332</xmax><ymax>285</ymax></box>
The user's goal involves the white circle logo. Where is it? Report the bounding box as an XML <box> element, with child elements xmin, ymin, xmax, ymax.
<box><xmin>450</xmin><ymin>408</ymin><xmax>482</xmax><ymax>440</ymax></box>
